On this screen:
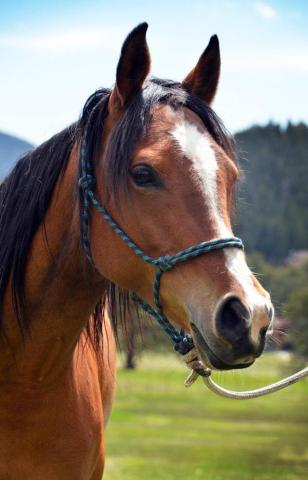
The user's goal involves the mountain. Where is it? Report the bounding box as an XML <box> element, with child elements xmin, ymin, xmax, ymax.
<box><xmin>0</xmin><ymin>131</ymin><xmax>33</xmax><ymax>179</ymax></box>
<box><xmin>235</xmin><ymin>122</ymin><xmax>308</xmax><ymax>262</ymax></box>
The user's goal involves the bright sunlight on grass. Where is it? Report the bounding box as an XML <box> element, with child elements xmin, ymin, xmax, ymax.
<box><xmin>104</xmin><ymin>352</ymin><xmax>308</xmax><ymax>480</ymax></box>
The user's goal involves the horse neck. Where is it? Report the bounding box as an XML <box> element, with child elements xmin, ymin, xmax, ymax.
<box><xmin>0</xmin><ymin>144</ymin><xmax>107</xmax><ymax>385</ymax></box>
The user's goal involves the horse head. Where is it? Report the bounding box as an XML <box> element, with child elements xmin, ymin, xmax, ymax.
<box><xmin>84</xmin><ymin>23</ymin><xmax>274</xmax><ymax>370</ymax></box>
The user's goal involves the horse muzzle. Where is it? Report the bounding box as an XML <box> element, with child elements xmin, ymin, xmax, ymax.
<box><xmin>190</xmin><ymin>295</ymin><xmax>273</xmax><ymax>370</ymax></box>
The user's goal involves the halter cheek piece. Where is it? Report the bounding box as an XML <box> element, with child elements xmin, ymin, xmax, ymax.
<box><xmin>78</xmin><ymin>119</ymin><xmax>308</xmax><ymax>399</ymax></box>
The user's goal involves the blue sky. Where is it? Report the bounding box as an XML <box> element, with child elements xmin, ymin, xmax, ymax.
<box><xmin>1</xmin><ymin>0</ymin><xmax>308</xmax><ymax>144</ymax></box>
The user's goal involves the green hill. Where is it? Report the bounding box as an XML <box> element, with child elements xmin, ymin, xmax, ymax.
<box><xmin>235</xmin><ymin>122</ymin><xmax>308</xmax><ymax>262</ymax></box>
<box><xmin>0</xmin><ymin>131</ymin><xmax>33</xmax><ymax>179</ymax></box>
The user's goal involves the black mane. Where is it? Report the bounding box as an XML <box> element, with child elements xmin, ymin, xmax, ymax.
<box><xmin>0</xmin><ymin>79</ymin><xmax>235</xmax><ymax>346</ymax></box>
<box><xmin>0</xmin><ymin>126</ymin><xmax>76</xmax><ymax>333</ymax></box>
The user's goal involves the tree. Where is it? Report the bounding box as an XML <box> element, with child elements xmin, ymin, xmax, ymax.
<box><xmin>235</xmin><ymin>122</ymin><xmax>308</xmax><ymax>261</ymax></box>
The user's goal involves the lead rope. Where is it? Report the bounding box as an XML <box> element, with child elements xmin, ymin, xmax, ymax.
<box><xmin>182</xmin><ymin>346</ymin><xmax>308</xmax><ymax>399</ymax></box>
<box><xmin>78</xmin><ymin>120</ymin><xmax>308</xmax><ymax>400</ymax></box>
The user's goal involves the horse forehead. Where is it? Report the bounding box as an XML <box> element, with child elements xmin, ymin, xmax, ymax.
<box><xmin>171</xmin><ymin>120</ymin><xmax>217</xmax><ymax>169</ymax></box>
<box><xmin>169</xmin><ymin>118</ymin><xmax>227</xmax><ymax>197</ymax></box>
<box><xmin>154</xmin><ymin>106</ymin><xmax>217</xmax><ymax>161</ymax></box>
<box><xmin>149</xmin><ymin>104</ymin><xmax>206</xmax><ymax>137</ymax></box>
<box><xmin>135</xmin><ymin>105</ymin><xmax>213</xmax><ymax>166</ymax></box>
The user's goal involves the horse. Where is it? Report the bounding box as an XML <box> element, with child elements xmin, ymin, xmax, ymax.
<box><xmin>0</xmin><ymin>22</ymin><xmax>274</xmax><ymax>479</ymax></box>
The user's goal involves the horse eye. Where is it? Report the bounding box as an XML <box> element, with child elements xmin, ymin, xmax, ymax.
<box><xmin>130</xmin><ymin>165</ymin><xmax>162</xmax><ymax>188</ymax></box>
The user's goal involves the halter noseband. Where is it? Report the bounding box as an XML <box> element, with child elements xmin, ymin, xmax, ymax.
<box><xmin>78</xmin><ymin>123</ymin><xmax>244</xmax><ymax>357</ymax></box>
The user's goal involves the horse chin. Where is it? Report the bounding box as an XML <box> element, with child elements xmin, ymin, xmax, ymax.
<box><xmin>190</xmin><ymin>322</ymin><xmax>255</xmax><ymax>371</ymax></box>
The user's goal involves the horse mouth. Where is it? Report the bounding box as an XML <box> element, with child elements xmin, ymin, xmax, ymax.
<box><xmin>190</xmin><ymin>322</ymin><xmax>255</xmax><ymax>371</ymax></box>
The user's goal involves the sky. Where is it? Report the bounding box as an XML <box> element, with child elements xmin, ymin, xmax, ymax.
<box><xmin>0</xmin><ymin>0</ymin><xmax>308</xmax><ymax>145</ymax></box>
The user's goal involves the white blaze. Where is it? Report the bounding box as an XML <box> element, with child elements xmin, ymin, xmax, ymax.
<box><xmin>171</xmin><ymin>121</ymin><xmax>267</xmax><ymax>310</ymax></box>
<box><xmin>224</xmin><ymin>248</ymin><xmax>266</xmax><ymax>310</ymax></box>
<box><xmin>171</xmin><ymin>121</ymin><xmax>230</xmax><ymax>237</ymax></box>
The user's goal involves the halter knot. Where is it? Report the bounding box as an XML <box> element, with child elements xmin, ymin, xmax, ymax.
<box><xmin>174</xmin><ymin>334</ymin><xmax>194</xmax><ymax>355</ymax></box>
<box><xmin>158</xmin><ymin>255</ymin><xmax>173</xmax><ymax>272</ymax></box>
<box><xmin>78</xmin><ymin>174</ymin><xmax>96</xmax><ymax>192</ymax></box>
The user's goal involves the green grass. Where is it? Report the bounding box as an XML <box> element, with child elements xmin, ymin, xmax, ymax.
<box><xmin>104</xmin><ymin>353</ymin><xmax>308</xmax><ymax>479</ymax></box>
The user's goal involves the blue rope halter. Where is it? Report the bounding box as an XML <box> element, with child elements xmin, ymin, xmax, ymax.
<box><xmin>78</xmin><ymin>119</ymin><xmax>244</xmax><ymax>357</ymax></box>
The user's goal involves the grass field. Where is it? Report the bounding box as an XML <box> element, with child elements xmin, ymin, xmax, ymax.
<box><xmin>104</xmin><ymin>352</ymin><xmax>308</xmax><ymax>480</ymax></box>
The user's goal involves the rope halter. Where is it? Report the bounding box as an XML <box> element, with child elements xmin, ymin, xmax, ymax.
<box><xmin>78</xmin><ymin>122</ymin><xmax>308</xmax><ymax>400</ymax></box>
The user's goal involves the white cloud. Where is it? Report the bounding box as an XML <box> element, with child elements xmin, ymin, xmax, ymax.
<box><xmin>255</xmin><ymin>2</ymin><xmax>277</xmax><ymax>19</ymax></box>
<box><xmin>0</xmin><ymin>27</ymin><xmax>122</xmax><ymax>50</ymax></box>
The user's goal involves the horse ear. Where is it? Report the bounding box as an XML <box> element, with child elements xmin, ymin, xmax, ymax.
<box><xmin>109</xmin><ymin>23</ymin><xmax>151</xmax><ymax>112</ymax></box>
<box><xmin>182</xmin><ymin>35</ymin><xmax>220</xmax><ymax>105</ymax></box>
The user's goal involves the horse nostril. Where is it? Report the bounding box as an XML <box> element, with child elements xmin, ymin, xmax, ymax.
<box><xmin>266</xmin><ymin>304</ymin><xmax>274</xmax><ymax>322</ymax></box>
<box><xmin>216</xmin><ymin>297</ymin><xmax>251</xmax><ymax>343</ymax></box>
<box><xmin>256</xmin><ymin>325</ymin><xmax>269</xmax><ymax>357</ymax></box>
<box><xmin>260</xmin><ymin>325</ymin><xmax>268</xmax><ymax>338</ymax></box>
